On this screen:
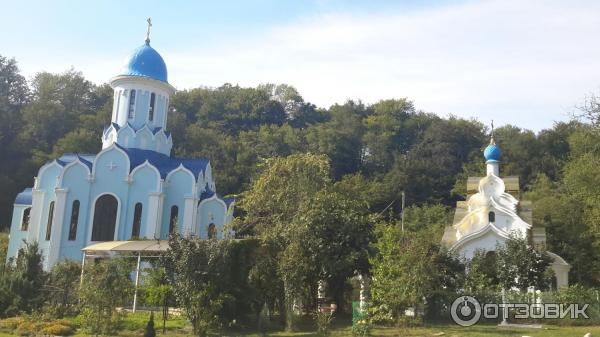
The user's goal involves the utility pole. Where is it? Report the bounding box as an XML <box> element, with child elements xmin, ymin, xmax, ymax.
<box><xmin>401</xmin><ymin>191</ymin><xmax>405</xmax><ymax>232</ymax></box>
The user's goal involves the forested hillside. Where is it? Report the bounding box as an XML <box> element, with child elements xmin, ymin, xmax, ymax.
<box><xmin>1</xmin><ymin>55</ymin><xmax>599</xmax><ymax>285</ymax></box>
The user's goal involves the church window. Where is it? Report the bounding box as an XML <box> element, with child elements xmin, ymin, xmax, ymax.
<box><xmin>132</xmin><ymin>202</ymin><xmax>142</xmax><ymax>238</ymax></box>
<box><xmin>488</xmin><ymin>211</ymin><xmax>495</xmax><ymax>223</ymax></box>
<box><xmin>68</xmin><ymin>200</ymin><xmax>80</xmax><ymax>241</ymax></box>
<box><xmin>169</xmin><ymin>206</ymin><xmax>178</xmax><ymax>234</ymax></box>
<box><xmin>207</xmin><ymin>223</ymin><xmax>216</xmax><ymax>239</ymax></box>
<box><xmin>149</xmin><ymin>93</ymin><xmax>155</xmax><ymax>121</ymax></box>
<box><xmin>45</xmin><ymin>201</ymin><xmax>55</xmax><ymax>241</ymax></box>
<box><xmin>21</xmin><ymin>207</ymin><xmax>31</xmax><ymax>231</ymax></box>
<box><xmin>128</xmin><ymin>89</ymin><xmax>136</xmax><ymax>119</ymax></box>
<box><xmin>91</xmin><ymin>194</ymin><xmax>118</xmax><ymax>241</ymax></box>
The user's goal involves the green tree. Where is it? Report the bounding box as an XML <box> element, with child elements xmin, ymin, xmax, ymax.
<box><xmin>369</xmin><ymin>224</ymin><xmax>458</xmax><ymax>324</ymax></box>
<box><xmin>165</xmin><ymin>235</ymin><xmax>236</xmax><ymax>337</ymax></box>
<box><xmin>46</xmin><ymin>260</ymin><xmax>81</xmax><ymax>317</ymax></box>
<box><xmin>239</xmin><ymin>153</ymin><xmax>331</xmax><ymax>330</ymax></box>
<box><xmin>144</xmin><ymin>266</ymin><xmax>173</xmax><ymax>333</ymax></box>
<box><xmin>305</xmin><ymin>101</ymin><xmax>365</xmax><ymax>179</ymax></box>
<box><xmin>79</xmin><ymin>258</ymin><xmax>133</xmax><ymax>335</ymax></box>
<box><xmin>0</xmin><ymin>55</ymin><xmax>29</xmax><ymax>226</ymax></box>
<box><xmin>496</xmin><ymin>235</ymin><xmax>552</xmax><ymax>291</ymax></box>
<box><xmin>0</xmin><ymin>241</ymin><xmax>46</xmax><ymax>316</ymax></box>
<box><xmin>296</xmin><ymin>188</ymin><xmax>373</xmax><ymax>312</ymax></box>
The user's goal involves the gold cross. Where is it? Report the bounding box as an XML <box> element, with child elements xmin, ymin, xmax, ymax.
<box><xmin>145</xmin><ymin>17</ymin><xmax>152</xmax><ymax>43</ymax></box>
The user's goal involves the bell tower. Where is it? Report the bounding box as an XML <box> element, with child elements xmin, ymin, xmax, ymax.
<box><xmin>102</xmin><ymin>18</ymin><xmax>175</xmax><ymax>155</ymax></box>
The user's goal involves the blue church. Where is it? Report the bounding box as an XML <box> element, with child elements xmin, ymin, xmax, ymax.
<box><xmin>7</xmin><ymin>34</ymin><xmax>234</xmax><ymax>269</ymax></box>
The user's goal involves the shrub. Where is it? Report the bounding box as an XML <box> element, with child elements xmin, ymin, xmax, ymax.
<box><xmin>16</xmin><ymin>321</ymin><xmax>40</xmax><ymax>336</ymax></box>
<box><xmin>41</xmin><ymin>323</ymin><xmax>74</xmax><ymax>336</ymax></box>
<box><xmin>0</xmin><ymin>317</ymin><xmax>25</xmax><ymax>330</ymax></box>
<box><xmin>144</xmin><ymin>312</ymin><xmax>156</xmax><ymax>337</ymax></box>
<box><xmin>314</xmin><ymin>311</ymin><xmax>333</xmax><ymax>336</ymax></box>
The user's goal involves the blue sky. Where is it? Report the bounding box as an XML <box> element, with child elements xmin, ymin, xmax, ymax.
<box><xmin>2</xmin><ymin>0</ymin><xmax>600</xmax><ymax>131</ymax></box>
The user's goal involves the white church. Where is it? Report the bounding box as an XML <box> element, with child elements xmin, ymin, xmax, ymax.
<box><xmin>441</xmin><ymin>136</ymin><xmax>570</xmax><ymax>288</ymax></box>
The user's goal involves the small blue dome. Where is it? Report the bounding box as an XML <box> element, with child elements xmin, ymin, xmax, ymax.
<box><xmin>484</xmin><ymin>142</ymin><xmax>501</xmax><ymax>162</ymax></box>
<box><xmin>121</xmin><ymin>42</ymin><xmax>168</xmax><ymax>83</ymax></box>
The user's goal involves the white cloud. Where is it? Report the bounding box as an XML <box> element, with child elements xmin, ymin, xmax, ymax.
<box><xmin>24</xmin><ymin>0</ymin><xmax>600</xmax><ymax>131</ymax></box>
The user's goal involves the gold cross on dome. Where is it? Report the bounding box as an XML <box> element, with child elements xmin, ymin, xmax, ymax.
<box><xmin>145</xmin><ymin>17</ymin><xmax>152</xmax><ymax>43</ymax></box>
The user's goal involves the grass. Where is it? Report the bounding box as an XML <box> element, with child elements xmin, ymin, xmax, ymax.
<box><xmin>114</xmin><ymin>323</ymin><xmax>600</xmax><ymax>336</ymax></box>
<box><xmin>116</xmin><ymin>313</ymin><xmax>600</xmax><ymax>337</ymax></box>
<box><xmin>4</xmin><ymin>313</ymin><xmax>600</xmax><ymax>336</ymax></box>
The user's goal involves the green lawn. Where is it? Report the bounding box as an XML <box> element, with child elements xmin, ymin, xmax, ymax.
<box><xmin>4</xmin><ymin>313</ymin><xmax>600</xmax><ymax>336</ymax></box>
<box><xmin>117</xmin><ymin>313</ymin><xmax>600</xmax><ymax>337</ymax></box>
<box><xmin>120</xmin><ymin>323</ymin><xmax>600</xmax><ymax>337</ymax></box>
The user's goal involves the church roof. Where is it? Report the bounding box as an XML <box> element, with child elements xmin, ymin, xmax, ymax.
<box><xmin>120</xmin><ymin>41</ymin><xmax>168</xmax><ymax>83</ymax></box>
<box><xmin>48</xmin><ymin>147</ymin><xmax>209</xmax><ymax>180</ymax></box>
<box><xmin>123</xmin><ymin>147</ymin><xmax>209</xmax><ymax>178</ymax></box>
<box><xmin>57</xmin><ymin>153</ymin><xmax>95</xmax><ymax>170</ymax></box>
<box><xmin>15</xmin><ymin>188</ymin><xmax>32</xmax><ymax>205</ymax></box>
<box><xmin>105</xmin><ymin>122</ymin><xmax>171</xmax><ymax>137</ymax></box>
<box><xmin>200</xmin><ymin>186</ymin><xmax>235</xmax><ymax>208</ymax></box>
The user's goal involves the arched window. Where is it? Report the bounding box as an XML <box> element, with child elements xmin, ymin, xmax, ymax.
<box><xmin>488</xmin><ymin>211</ymin><xmax>495</xmax><ymax>223</ymax></box>
<box><xmin>21</xmin><ymin>207</ymin><xmax>31</xmax><ymax>231</ymax></box>
<box><xmin>68</xmin><ymin>200</ymin><xmax>80</xmax><ymax>241</ymax></box>
<box><xmin>207</xmin><ymin>223</ymin><xmax>216</xmax><ymax>239</ymax></box>
<box><xmin>45</xmin><ymin>201</ymin><xmax>55</xmax><ymax>241</ymax></box>
<box><xmin>169</xmin><ymin>206</ymin><xmax>178</xmax><ymax>234</ymax></box>
<box><xmin>128</xmin><ymin>89</ymin><xmax>136</xmax><ymax>119</ymax></box>
<box><xmin>91</xmin><ymin>194</ymin><xmax>118</xmax><ymax>241</ymax></box>
<box><xmin>149</xmin><ymin>93</ymin><xmax>156</xmax><ymax>121</ymax></box>
<box><xmin>132</xmin><ymin>202</ymin><xmax>142</xmax><ymax>238</ymax></box>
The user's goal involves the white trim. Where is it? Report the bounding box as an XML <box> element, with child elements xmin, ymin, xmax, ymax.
<box><xmin>136</xmin><ymin>127</ymin><xmax>153</xmax><ymax>149</ymax></box>
<box><xmin>165</xmin><ymin>164</ymin><xmax>196</xmax><ymax>184</ymax></box>
<box><xmin>109</xmin><ymin>75</ymin><xmax>175</xmax><ymax>95</ymax></box>
<box><xmin>546</xmin><ymin>251</ymin><xmax>570</xmax><ymax>266</ymax></box>
<box><xmin>58</xmin><ymin>158</ymin><xmax>91</xmax><ymax>187</ymax></box>
<box><xmin>129</xmin><ymin>160</ymin><xmax>162</xmax><ymax>192</ymax></box>
<box><xmin>87</xmin><ymin>192</ymin><xmax>122</xmax><ymax>243</ymax></box>
<box><xmin>37</xmin><ymin>160</ymin><xmax>63</xmax><ymax>183</ymax></box>
<box><xmin>198</xmin><ymin>194</ymin><xmax>228</xmax><ymax>212</ymax></box>
<box><xmin>449</xmin><ymin>223</ymin><xmax>517</xmax><ymax>253</ymax></box>
<box><xmin>91</xmin><ymin>143</ymin><xmax>131</xmax><ymax>177</ymax></box>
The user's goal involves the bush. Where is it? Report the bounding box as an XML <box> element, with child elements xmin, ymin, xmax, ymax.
<box><xmin>41</xmin><ymin>323</ymin><xmax>74</xmax><ymax>336</ymax></box>
<box><xmin>15</xmin><ymin>321</ymin><xmax>41</xmax><ymax>336</ymax></box>
<box><xmin>0</xmin><ymin>317</ymin><xmax>25</xmax><ymax>330</ymax></box>
<box><xmin>540</xmin><ymin>285</ymin><xmax>600</xmax><ymax>326</ymax></box>
<box><xmin>144</xmin><ymin>312</ymin><xmax>156</xmax><ymax>337</ymax></box>
<box><xmin>314</xmin><ymin>311</ymin><xmax>333</xmax><ymax>336</ymax></box>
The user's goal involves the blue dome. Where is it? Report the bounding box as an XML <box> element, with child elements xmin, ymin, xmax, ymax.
<box><xmin>484</xmin><ymin>142</ymin><xmax>501</xmax><ymax>162</ymax></box>
<box><xmin>121</xmin><ymin>42</ymin><xmax>168</xmax><ymax>83</ymax></box>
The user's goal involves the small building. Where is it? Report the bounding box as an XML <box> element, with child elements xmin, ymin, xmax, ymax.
<box><xmin>7</xmin><ymin>34</ymin><xmax>234</xmax><ymax>270</ymax></box>
<box><xmin>441</xmin><ymin>136</ymin><xmax>570</xmax><ymax>288</ymax></box>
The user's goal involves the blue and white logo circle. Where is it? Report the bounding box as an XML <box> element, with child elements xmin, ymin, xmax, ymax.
<box><xmin>451</xmin><ymin>296</ymin><xmax>482</xmax><ymax>326</ymax></box>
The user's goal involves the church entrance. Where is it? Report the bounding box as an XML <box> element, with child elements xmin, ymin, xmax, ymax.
<box><xmin>91</xmin><ymin>194</ymin><xmax>118</xmax><ymax>241</ymax></box>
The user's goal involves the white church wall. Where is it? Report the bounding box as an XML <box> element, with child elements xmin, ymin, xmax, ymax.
<box><xmin>58</xmin><ymin>161</ymin><xmax>92</xmax><ymax>262</ymax></box>
<box><xmin>161</xmin><ymin>168</ymin><xmax>195</xmax><ymax>237</ymax></box>
<box><xmin>128</xmin><ymin>164</ymin><xmax>161</xmax><ymax>239</ymax></box>
<box><xmin>454</xmin><ymin>229</ymin><xmax>507</xmax><ymax>260</ymax></box>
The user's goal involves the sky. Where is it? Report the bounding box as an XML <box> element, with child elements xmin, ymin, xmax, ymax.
<box><xmin>2</xmin><ymin>0</ymin><xmax>600</xmax><ymax>131</ymax></box>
